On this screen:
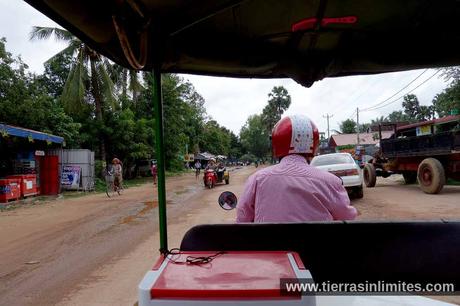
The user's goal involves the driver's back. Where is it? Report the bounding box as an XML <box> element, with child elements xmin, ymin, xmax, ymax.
<box><xmin>236</xmin><ymin>154</ymin><xmax>357</xmax><ymax>223</ymax></box>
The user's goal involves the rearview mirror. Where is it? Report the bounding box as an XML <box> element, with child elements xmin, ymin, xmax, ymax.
<box><xmin>218</xmin><ymin>191</ymin><xmax>238</xmax><ymax>210</ymax></box>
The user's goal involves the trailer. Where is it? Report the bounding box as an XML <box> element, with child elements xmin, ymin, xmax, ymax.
<box><xmin>363</xmin><ymin>115</ymin><xmax>460</xmax><ymax>194</ymax></box>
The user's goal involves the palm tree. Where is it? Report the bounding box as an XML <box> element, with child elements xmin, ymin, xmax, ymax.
<box><xmin>111</xmin><ymin>65</ymin><xmax>144</xmax><ymax>108</ymax></box>
<box><xmin>370</xmin><ymin>116</ymin><xmax>387</xmax><ymax>125</ymax></box>
<box><xmin>30</xmin><ymin>26</ymin><xmax>118</xmax><ymax>162</ymax></box>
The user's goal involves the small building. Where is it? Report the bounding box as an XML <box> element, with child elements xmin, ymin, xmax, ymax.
<box><xmin>0</xmin><ymin>123</ymin><xmax>64</xmax><ymax>199</ymax></box>
<box><xmin>328</xmin><ymin>132</ymin><xmax>393</xmax><ymax>157</ymax></box>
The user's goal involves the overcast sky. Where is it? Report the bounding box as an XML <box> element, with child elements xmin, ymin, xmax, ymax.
<box><xmin>1</xmin><ymin>1</ymin><xmax>450</xmax><ymax>135</ymax></box>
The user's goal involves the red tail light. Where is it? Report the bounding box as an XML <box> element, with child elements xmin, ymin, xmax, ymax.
<box><xmin>345</xmin><ymin>169</ymin><xmax>359</xmax><ymax>176</ymax></box>
<box><xmin>330</xmin><ymin>169</ymin><xmax>359</xmax><ymax>177</ymax></box>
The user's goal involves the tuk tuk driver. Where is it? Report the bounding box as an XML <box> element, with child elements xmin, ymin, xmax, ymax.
<box><xmin>237</xmin><ymin>115</ymin><xmax>357</xmax><ymax>223</ymax></box>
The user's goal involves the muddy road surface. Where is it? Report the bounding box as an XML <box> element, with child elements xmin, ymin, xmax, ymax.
<box><xmin>1</xmin><ymin>167</ymin><xmax>459</xmax><ymax>306</ymax></box>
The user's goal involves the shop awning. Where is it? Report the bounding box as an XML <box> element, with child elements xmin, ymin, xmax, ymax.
<box><xmin>0</xmin><ymin>123</ymin><xmax>64</xmax><ymax>144</ymax></box>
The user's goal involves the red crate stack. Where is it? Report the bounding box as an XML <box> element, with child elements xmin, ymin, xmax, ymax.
<box><xmin>0</xmin><ymin>178</ymin><xmax>21</xmax><ymax>203</ymax></box>
<box><xmin>6</xmin><ymin>175</ymin><xmax>39</xmax><ymax>198</ymax></box>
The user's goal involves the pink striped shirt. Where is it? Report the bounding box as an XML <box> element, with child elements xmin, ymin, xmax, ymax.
<box><xmin>236</xmin><ymin>154</ymin><xmax>357</xmax><ymax>223</ymax></box>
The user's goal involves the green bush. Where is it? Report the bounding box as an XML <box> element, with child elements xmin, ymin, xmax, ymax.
<box><xmin>168</xmin><ymin>158</ymin><xmax>186</xmax><ymax>172</ymax></box>
<box><xmin>95</xmin><ymin>160</ymin><xmax>106</xmax><ymax>179</ymax></box>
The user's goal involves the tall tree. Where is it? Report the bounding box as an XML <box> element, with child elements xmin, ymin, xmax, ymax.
<box><xmin>0</xmin><ymin>38</ymin><xmax>80</xmax><ymax>146</ymax></box>
<box><xmin>402</xmin><ymin>94</ymin><xmax>434</xmax><ymax>121</ymax></box>
<box><xmin>370</xmin><ymin>116</ymin><xmax>388</xmax><ymax>125</ymax></box>
<box><xmin>239</xmin><ymin>114</ymin><xmax>270</xmax><ymax>159</ymax></box>
<box><xmin>261</xmin><ymin>86</ymin><xmax>291</xmax><ymax>133</ymax></box>
<box><xmin>432</xmin><ymin>68</ymin><xmax>460</xmax><ymax>117</ymax></box>
<box><xmin>30</xmin><ymin>26</ymin><xmax>117</xmax><ymax>162</ymax></box>
<box><xmin>200</xmin><ymin>120</ymin><xmax>232</xmax><ymax>156</ymax></box>
<box><xmin>111</xmin><ymin>65</ymin><xmax>144</xmax><ymax>108</ymax></box>
<box><xmin>386</xmin><ymin>110</ymin><xmax>410</xmax><ymax>123</ymax></box>
<box><xmin>340</xmin><ymin>119</ymin><xmax>357</xmax><ymax>134</ymax></box>
<box><xmin>402</xmin><ymin>94</ymin><xmax>421</xmax><ymax>120</ymax></box>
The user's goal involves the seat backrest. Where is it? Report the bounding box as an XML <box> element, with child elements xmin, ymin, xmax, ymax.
<box><xmin>180</xmin><ymin>221</ymin><xmax>460</xmax><ymax>284</ymax></box>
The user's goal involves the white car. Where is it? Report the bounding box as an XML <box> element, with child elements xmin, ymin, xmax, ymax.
<box><xmin>311</xmin><ymin>153</ymin><xmax>363</xmax><ymax>198</ymax></box>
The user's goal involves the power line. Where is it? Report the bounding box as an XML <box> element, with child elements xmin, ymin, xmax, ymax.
<box><xmin>333</xmin><ymin>77</ymin><xmax>381</xmax><ymax>115</ymax></box>
<box><xmin>362</xmin><ymin>69</ymin><xmax>441</xmax><ymax>112</ymax></box>
<box><xmin>360</xmin><ymin>69</ymin><xmax>428</xmax><ymax>111</ymax></box>
<box><xmin>348</xmin><ymin>109</ymin><xmax>356</xmax><ymax>120</ymax></box>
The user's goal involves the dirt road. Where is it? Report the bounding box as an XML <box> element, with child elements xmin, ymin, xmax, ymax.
<box><xmin>1</xmin><ymin>167</ymin><xmax>459</xmax><ymax>306</ymax></box>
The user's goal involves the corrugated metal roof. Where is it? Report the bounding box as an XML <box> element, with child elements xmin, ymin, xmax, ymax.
<box><xmin>0</xmin><ymin>123</ymin><xmax>64</xmax><ymax>144</ymax></box>
<box><xmin>396</xmin><ymin>115</ymin><xmax>460</xmax><ymax>131</ymax></box>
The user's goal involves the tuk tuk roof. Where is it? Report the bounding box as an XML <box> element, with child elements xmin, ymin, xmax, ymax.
<box><xmin>24</xmin><ymin>0</ymin><xmax>460</xmax><ymax>87</ymax></box>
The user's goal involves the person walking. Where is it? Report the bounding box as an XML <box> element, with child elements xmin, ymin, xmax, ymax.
<box><xmin>151</xmin><ymin>160</ymin><xmax>158</xmax><ymax>185</ymax></box>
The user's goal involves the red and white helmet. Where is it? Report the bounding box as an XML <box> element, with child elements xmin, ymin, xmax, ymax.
<box><xmin>271</xmin><ymin>115</ymin><xmax>319</xmax><ymax>158</ymax></box>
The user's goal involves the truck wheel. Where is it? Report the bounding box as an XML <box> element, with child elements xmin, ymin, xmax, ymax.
<box><xmin>363</xmin><ymin>164</ymin><xmax>376</xmax><ymax>187</ymax></box>
<box><xmin>402</xmin><ymin>171</ymin><xmax>417</xmax><ymax>184</ymax></box>
<box><xmin>355</xmin><ymin>185</ymin><xmax>364</xmax><ymax>199</ymax></box>
<box><xmin>417</xmin><ymin>158</ymin><xmax>445</xmax><ymax>194</ymax></box>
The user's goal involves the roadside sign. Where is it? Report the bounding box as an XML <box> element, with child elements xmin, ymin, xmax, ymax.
<box><xmin>61</xmin><ymin>166</ymin><xmax>81</xmax><ymax>188</ymax></box>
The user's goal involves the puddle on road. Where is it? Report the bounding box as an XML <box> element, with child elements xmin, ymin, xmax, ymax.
<box><xmin>121</xmin><ymin>200</ymin><xmax>172</xmax><ymax>224</ymax></box>
<box><xmin>174</xmin><ymin>186</ymin><xmax>200</xmax><ymax>196</ymax></box>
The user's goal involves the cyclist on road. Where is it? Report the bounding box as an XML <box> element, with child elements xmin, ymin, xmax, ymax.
<box><xmin>112</xmin><ymin>158</ymin><xmax>123</xmax><ymax>189</ymax></box>
<box><xmin>194</xmin><ymin>160</ymin><xmax>202</xmax><ymax>178</ymax></box>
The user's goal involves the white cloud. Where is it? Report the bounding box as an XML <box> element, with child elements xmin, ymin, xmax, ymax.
<box><xmin>1</xmin><ymin>1</ymin><xmax>450</xmax><ymax>136</ymax></box>
<box><xmin>183</xmin><ymin>70</ymin><xmax>448</xmax><ymax>135</ymax></box>
<box><xmin>0</xmin><ymin>0</ymin><xmax>67</xmax><ymax>73</ymax></box>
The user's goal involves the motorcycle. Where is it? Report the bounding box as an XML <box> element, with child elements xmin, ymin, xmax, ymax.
<box><xmin>203</xmin><ymin>167</ymin><xmax>229</xmax><ymax>189</ymax></box>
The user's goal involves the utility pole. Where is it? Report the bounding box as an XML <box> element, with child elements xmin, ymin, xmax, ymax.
<box><xmin>356</xmin><ymin>107</ymin><xmax>360</xmax><ymax>145</ymax></box>
<box><xmin>323</xmin><ymin>113</ymin><xmax>333</xmax><ymax>139</ymax></box>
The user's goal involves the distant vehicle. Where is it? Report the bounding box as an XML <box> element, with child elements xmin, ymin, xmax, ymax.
<box><xmin>311</xmin><ymin>153</ymin><xmax>364</xmax><ymax>199</ymax></box>
<box><xmin>203</xmin><ymin>167</ymin><xmax>229</xmax><ymax>189</ymax></box>
<box><xmin>364</xmin><ymin>115</ymin><xmax>460</xmax><ymax>194</ymax></box>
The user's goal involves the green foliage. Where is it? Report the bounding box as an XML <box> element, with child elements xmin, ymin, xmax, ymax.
<box><xmin>402</xmin><ymin>94</ymin><xmax>434</xmax><ymax>122</ymax></box>
<box><xmin>0</xmin><ymin>38</ymin><xmax>81</xmax><ymax>146</ymax></box>
<box><xmin>200</xmin><ymin>120</ymin><xmax>232</xmax><ymax>155</ymax></box>
<box><xmin>261</xmin><ymin>86</ymin><xmax>291</xmax><ymax>133</ymax></box>
<box><xmin>30</xmin><ymin>27</ymin><xmax>119</xmax><ymax>162</ymax></box>
<box><xmin>432</xmin><ymin>80</ymin><xmax>460</xmax><ymax>117</ymax></box>
<box><xmin>37</xmin><ymin>52</ymin><xmax>73</xmax><ymax>98</ymax></box>
<box><xmin>359</xmin><ymin>123</ymin><xmax>370</xmax><ymax>133</ymax></box>
<box><xmin>340</xmin><ymin>119</ymin><xmax>357</xmax><ymax>134</ymax></box>
<box><xmin>240</xmin><ymin>114</ymin><xmax>270</xmax><ymax>159</ymax></box>
<box><xmin>386</xmin><ymin>110</ymin><xmax>410</xmax><ymax>123</ymax></box>
<box><xmin>239</xmin><ymin>153</ymin><xmax>257</xmax><ymax>163</ymax></box>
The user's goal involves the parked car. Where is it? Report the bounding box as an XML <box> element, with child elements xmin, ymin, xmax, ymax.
<box><xmin>311</xmin><ymin>153</ymin><xmax>363</xmax><ymax>199</ymax></box>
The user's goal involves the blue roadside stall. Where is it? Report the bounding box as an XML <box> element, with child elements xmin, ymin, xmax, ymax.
<box><xmin>0</xmin><ymin>123</ymin><xmax>64</xmax><ymax>200</ymax></box>
<box><xmin>23</xmin><ymin>1</ymin><xmax>460</xmax><ymax>305</ymax></box>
